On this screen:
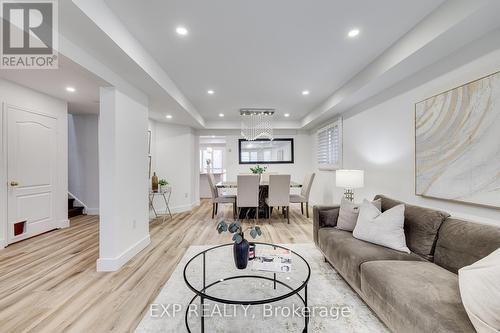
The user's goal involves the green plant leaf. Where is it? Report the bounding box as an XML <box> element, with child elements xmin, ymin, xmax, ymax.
<box><xmin>228</xmin><ymin>222</ymin><xmax>240</xmax><ymax>233</ymax></box>
<box><xmin>255</xmin><ymin>226</ymin><xmax>262</xmax><ymax>236</ymax></box>
<box><xmin>216</xmin><ymin>221</ymin><xmax>228</xmax><ymax>234</ymax></box>
<box><xmin>250</xmin><ymin>229</ymin><xmax>257</xmax><ymax>239</ymax></box>
<box><xmin>232</xmin><ymin>233</ymin><xmax>243</xmax><ymax>244</ymax></box>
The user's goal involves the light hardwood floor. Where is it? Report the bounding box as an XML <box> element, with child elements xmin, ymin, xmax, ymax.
<box><xmin>0</xmin><ymin>200</ymin><xmax>313</xmax><ymax>333</ymax></box>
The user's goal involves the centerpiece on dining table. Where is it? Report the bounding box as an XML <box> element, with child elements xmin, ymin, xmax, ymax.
<box><xmin>250</xmin><ymin>165</ymin><xmax>267</xmax><ymax>175</ymax></box>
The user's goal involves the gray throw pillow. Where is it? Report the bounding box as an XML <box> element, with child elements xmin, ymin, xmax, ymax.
<box><xmin>353</xmin><ymin>200</ymin><xmax>410</xmax><ymax>253</ymax></box>
<box><xmin>336</xmin><ymin>198</ymin><xmax>381</xmax><ymax>232</ymax></box>
<box><xmin>319</xmin><ymin>208</ymin><xmax>340</xmax><ymax>227</ymax></box>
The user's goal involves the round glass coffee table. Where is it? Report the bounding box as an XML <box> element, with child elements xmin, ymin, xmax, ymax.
<box><xmin>183</xmin><ymin>243</ymin><xmax>311</xmax><ymax>332</ymax></box>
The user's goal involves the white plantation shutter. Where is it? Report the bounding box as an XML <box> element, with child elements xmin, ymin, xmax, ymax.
<box><xmin>317</xmin><ymin>118</ymin><xmax>342</xmax><ymax>170</ymax></box>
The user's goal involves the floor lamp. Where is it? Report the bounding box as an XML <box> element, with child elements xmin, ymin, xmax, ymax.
<box><xmin>336</xmin><ymin>170</ymin><xmax>364</xmax><ymax>202</ymax></box>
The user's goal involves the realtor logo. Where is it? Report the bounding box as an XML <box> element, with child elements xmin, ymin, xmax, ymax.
<box><xmin>1</xmin><ymin>0</ymin><xmax>58</xmax><ymax>69</ymax></box>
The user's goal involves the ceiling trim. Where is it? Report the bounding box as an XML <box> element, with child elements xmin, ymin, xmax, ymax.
<box><xmin>72</xmin><ymin>0</ymin><xmax>205</xmax><ymax>127</ymax></box>
<box><xmin>301</xmin><ymin>0</ymin><xmax>492</xmax><ymax>129</ymax></box>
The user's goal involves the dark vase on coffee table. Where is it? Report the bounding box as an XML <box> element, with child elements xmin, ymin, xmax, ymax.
<box><xmin>233</xmin><ymin>236</ymin><xmax>249</xmax><ymax>269</ymax></box>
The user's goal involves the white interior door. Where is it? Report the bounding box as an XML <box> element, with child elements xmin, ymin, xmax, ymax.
<box><xmin>7</xmin><ymin>105</ymin><xmax>58</xmax><ymax>243</ymax></box>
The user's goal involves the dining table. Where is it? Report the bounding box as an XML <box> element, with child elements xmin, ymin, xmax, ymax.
<box><xmin>216</xmin><ymin>180</ymin><xmax>302</xmax><ymax>219</ymax></box>
<box><xmin>215</xmin><ymin>180</ymin><xmax>302</xmax><ymax>188</ymax></box>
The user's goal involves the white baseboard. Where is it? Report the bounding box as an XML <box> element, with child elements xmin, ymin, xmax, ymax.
<box><xmin>59</xmin><ymin>219</ymin><xmax>70</xmax><ymax>228</ymax></box>
<box><xmin>86</xmin><ymin>208</ymin><xmax>99</xmax><ymax>215</ymax></box>
<box><xmin>96</xmin><ymin>234</ymin><xmax>151</xmax><ymax>272</ymax></box>
<box><xmin>167</xmin><ymin>201</ymin><xmax>200</xmax><ymax>214</ymax></box>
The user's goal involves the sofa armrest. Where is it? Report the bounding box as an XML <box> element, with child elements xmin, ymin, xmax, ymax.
<box><xmin>313</xmin><ymin>205</ymin><xmax>340</xmax><ymax>245</ymax></box>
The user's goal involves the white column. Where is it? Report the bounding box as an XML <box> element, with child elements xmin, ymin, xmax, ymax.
<box><xmin>97</xmin><ymin>87</ymin><xmax>150</xmax><ymax>272</ymax></box>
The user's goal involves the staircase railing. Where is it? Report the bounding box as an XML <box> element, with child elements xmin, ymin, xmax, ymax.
<box><xmin>68</xmin><ymin>191</ymin><xmax>88</xmax><ymax>214</ymax></box>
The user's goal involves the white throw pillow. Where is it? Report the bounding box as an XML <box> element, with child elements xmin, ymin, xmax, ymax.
<box><xmin>459</xmin><ymin>248</ymin><xmax>500</xmax><ymax>333</ymax></box>
<box><xmin>336</xmin><ymin>198</ymin><xmax>381</xmax><ymax>232</ymax></box>
<box><xmin>352</xmin><ymin>200</ymin><xmax>410</xmax><ymax>253</ymax></box>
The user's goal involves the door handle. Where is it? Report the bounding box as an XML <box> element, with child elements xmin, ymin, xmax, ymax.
<box><xmin>10</xmin><ymin>181</ymin><xmax>19</xmax><ymax>187</ymax></box>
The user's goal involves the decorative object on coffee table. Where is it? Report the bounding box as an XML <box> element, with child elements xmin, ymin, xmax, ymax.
<box><xmin>216</xmin><ymin>220</ymin><xmax>262</xmax><ymax>269</ymax></box>
<box><xmin>336</xmin><ymin>169</ymin><xmax>364</xmax><ymax>201</ymax></box>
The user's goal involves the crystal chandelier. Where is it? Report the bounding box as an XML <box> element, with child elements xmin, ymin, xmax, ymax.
<box><xmin>240</xmin><ymin>108</ymin><xmax>275</xmax><ymax>141</ymax></box>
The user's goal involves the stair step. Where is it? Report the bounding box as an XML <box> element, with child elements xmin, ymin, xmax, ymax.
<box><xmin>68</xmin><ymin>198</ymin><xmax>75</xmax><ymax>209</ymax></box>
<box><xmin>68</xmin><ymin>206</ymin><xmax>84</xmax><ymax>218</ymax></box>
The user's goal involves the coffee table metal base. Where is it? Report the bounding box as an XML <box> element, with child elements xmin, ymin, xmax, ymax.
<box><xmin>184</xmin><ymin>275</ymin><xmax>308</xmax><ymax>332</ymax></box>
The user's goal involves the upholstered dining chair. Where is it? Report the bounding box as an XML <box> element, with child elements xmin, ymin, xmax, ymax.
<box><xmin>237</xmin><ymin>174</ymin><xmax>260</xmax><ymax>221</ymax></box>
<box><xmin>260</xmin><ymin>172</ymin><xmax>278</xmax><ymax>183</ymax></box>
<box><xmin>207</xmin><ymin>173</ymin><xmax>236</xmax><ymax>219</ymax></box>
<box><xmin>290</xmin><ymin>173</ymin><xmax>315</xmax><ymax>218</ymax></box>
<box><xmin>266</xmin><ymin>174</ymin><xmax>291</xmax><ymax>223</ymax></box>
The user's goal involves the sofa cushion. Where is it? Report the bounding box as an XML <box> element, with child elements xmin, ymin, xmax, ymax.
<box><xmin>374</xmin><ymin>195</ymin><xmax>449</xmax><ymax>260</ymax></box>
<box><xmin>361</xmin><ymin>261</ymin><xmax>475</xmax><ymax>333</ymax></box>
<box><xmin>318</xmin><ymin>228</ymin><xmax>424</xmax><ymax>289</ymax></box>
<box><xmin>434</xmin><ymin>218</ymin><xmax>500</xmax><ymax>273</ymax></box>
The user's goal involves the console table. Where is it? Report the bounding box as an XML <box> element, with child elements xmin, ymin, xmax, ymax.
<box><xmin>149</xmin><ymin>187</ymin><xmax>172</xmax><ymax>221</ymax></box>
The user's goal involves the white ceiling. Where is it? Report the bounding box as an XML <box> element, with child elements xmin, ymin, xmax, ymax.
<box><xmin>104</xmin><ymin>0</ymin><xmax>444</xmax><ymax>122</ymax></box>
<box><xmin>10</xmin><ymin>1</ymin><xmax>498</xmax><ymax>130</ymax></box>
<box><xmin>56</xmin><ymin>0</ymin><xmax>206</xmax><ymax>126</ymax></box>
<box><xmin>0</xmin><ymin>55</ymin><xmax>109</xmax><ymax>114</ymax></box>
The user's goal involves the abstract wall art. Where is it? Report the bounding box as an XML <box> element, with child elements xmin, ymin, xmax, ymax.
<box><xmin>415</xmin><ymin>71</ymin><xmax>500</xmax><ymax>208</ymax></box>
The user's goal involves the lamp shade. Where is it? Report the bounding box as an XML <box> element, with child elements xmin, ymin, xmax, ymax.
<box><xmin>336</xmin><ymin>170</ymin><xmax>364</xmax><ymax>189</ymax></box>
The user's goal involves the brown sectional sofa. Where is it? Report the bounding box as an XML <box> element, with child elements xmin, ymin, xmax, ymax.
<box><xmin>313</xmin><ymin>195</ymin><xmax>500</xmax><ymax>333</ymax></box>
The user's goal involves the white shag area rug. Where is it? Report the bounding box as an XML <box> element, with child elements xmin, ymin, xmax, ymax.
<box><xmin>135</xmin><ymin>243</ymin><xmax>388</xmax><ymax>333</ymax></box>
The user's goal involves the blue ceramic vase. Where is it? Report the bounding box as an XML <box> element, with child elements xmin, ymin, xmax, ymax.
<box><xmin>233</xmin><ymin>236</ymin><xmax>249</xmax><ymax>269</ymax></box>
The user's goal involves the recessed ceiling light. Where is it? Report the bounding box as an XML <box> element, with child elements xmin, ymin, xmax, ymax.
<box><xmin>207</xmin><ymin>90</ymin><xmax>215</xmax><ymax>95</ymax></box>
<box><xmin>302</xmin><ymin>90</ymin><xmax>310</xmax><ymax>96</ymax></box>
<box><xmin>348</xmin><ymin>28</ymin><xmax>360</xmax><ymax>38</ymax></box>
<box><xmin>176</xmin><ymin>26</ymin><xmax>188</xmax><ymax>36</ymax></box>
<box><xmin>166</xmin><ymin>114</ymin><xmax>173</xmax><ymax>119</ymax></box>
<box><xmin>66</xmin><ymin>86</ymin><xmax>76</xmax><ymax>92</ymax></box>
<box><xmin>219</xmin><ymin>113</ymin><xmax>224</xmax><ymax>117</ymax></box>
<box><xmin>284</xmin><ymin>113</ymin><xmax>290</xmax><ymax>117</ymax></box>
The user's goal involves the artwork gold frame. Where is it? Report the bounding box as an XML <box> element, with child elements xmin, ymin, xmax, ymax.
<box><xmin>415</xmin><ymin>70</ymin><xmax>500</xmax><ymax>209</ymax></box>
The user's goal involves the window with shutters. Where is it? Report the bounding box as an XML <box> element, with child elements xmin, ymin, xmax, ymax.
<box><xmin>316</xmin><ymin>118</ymin><xmax>342</xmax><ymax>170</ymax></box>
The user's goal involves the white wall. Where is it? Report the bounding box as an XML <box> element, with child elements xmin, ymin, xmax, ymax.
<box><xmin>311</xmin><ymin>48</ymin><xmax>500</xmax><ymax>225</ymax></box>
<box><xmin>0</xmin><ymin>78</ymin><xmax>68</xmax><ymax>248</ymax></box>
<box><xmin>225</xmin><ymin>133</ymin><xmax>313</xmax><ymax>185</ymax></box>
<box><xmin>195</xmin><ymin>130</ymin><xmax>313</xmax><ymax>199</ymax></box>
<box><xmin>149</xmin><ymin>120</ymin><xmax>199</xmax><ymax>213</ymax></box>
<box><xmin>97</xmin><ymin>87</ymin><xmax>150</xmax><ymax>271</ymax></box>
<box><xmin>68</xmin><ymin>114</ymin><xmax>99</xmax><ymax>214</ymax></box>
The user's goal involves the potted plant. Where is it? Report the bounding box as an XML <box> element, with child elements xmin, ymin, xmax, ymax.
<box><xmin>250</xmin><ymin>165</ymin><xmax>267</xmax><ymax>174</ymax></box>
<box><xmin>159</xmin><ymin>179</ymin><xmax>169</xmax><ymax>192</ymax></box>
<box><xmin>216</xmin><ymin>220</ymin><xmax>262</xmax><ymax>269</ymax></box>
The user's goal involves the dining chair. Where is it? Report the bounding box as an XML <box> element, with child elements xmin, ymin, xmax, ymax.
<box><xmin>290</xmin><ymin>173</ymin><xmax>315</xmax><ymax>218</ymax></box>
<box><xmin>260</xmin><ymin>172</ymin><xmax>278</xmax><ymax>183</ymax></box>
<box><xmin>266</xmin><ymin>174</ymin><xmax>291</xmax><ymax>223</ymax></box>
<box><xmin>207</xmin><ymin>173</ymin><xmax>236</xmax><ymax>219</ymax></box>
<box><xmin>237</xmin><ymin>174</ymin><xmax>260</xmax><ymax>221</ymax></box>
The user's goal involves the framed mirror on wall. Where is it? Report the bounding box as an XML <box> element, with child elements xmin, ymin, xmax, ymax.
<box><xmin>238</xmin><ymin>139</ymin><xmax>294</xmax><ymax>164</ymax></box>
